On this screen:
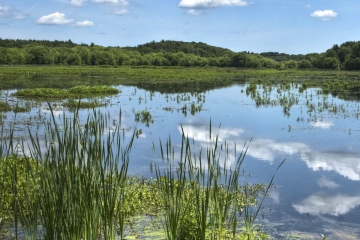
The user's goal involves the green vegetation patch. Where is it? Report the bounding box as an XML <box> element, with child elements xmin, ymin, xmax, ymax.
<box><xmin>13</xmin><ymin>85</ymin><xmax>120</xmax><ymax>99</ymax></box>
<box><xmin>0</xmin><ymin>101</ymin><xmax>11</xmax><ymax>112</ymax></box>
<box><xmin>0</xmin><ymin>107</ymin><xmax>271</xmax><ymax>239</ymax></box>
<box><xmin>62</xmin><ymin>99</ymin><xmax>108</xmax><ymax>109</ymax></box>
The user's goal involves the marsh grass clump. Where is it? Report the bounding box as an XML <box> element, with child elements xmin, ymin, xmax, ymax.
<box><xmin>0</xmin><ymin>102</ymin><xmax>11</xmax><ymax>112</ymax></box>
<box><xmin>62</xmin><ymin>99</ymin><xmax>108</xmax><ymax>109</ymax></box>
<box><xmin>12</xmin><ymin>105</ymin><xmax>31</xmax><ymax>113</ymax></box>
<box><xmin>13</xmin><ymin>86</ymin><xmax>120</xmax><ymax>100</ymax></box>
<box><xmin>135</xmin><ymin>110</ymin><xmax>153</xmax><ymax>127</ymax></box>
<box><xmin>67</xmin><ymin>86</ymin><xmax>120</xmax><ymax>95</ymax></box>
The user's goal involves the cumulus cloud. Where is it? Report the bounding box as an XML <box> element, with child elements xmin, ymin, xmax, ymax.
<box><xmin>317</xmin><ymin>176</ymin><xmax>340</xmax><ymax>189</ymax></box>
<box><xmin>0</xmin><ymin>4</ymin><xmax>29</xmax><ymax>20</ymax></box>
<box><xmin>310</xmin><ymin>10</ymin><xmax>337</xmax><ymax>21</ymax></box>
<box><xmin>36</xmin><ymin>12</ymin><xmax>95</xmax><ymax>27</ymax></box>
<box><xmin>0</xmin><ymin>5</ymin><xmax>15</xmax><ymax>18</ymax></box>
<box><xmin>37</xmin><ymin>12</ymin><xmax>74</xmax><ymax>25</ymax></box>
<box><xmin>187</xmin><ymin>9</ymin><xmax>202</xmax><ymax>15</ymax></box>
<box><xmin>75</xmin><ymin>20</ymin><xmax>95</xmax><ymax>26</ymax></box>
<box><xmin>293</xmin><ymin>193</ymin><xmax>360</xmax><ymax>216</ymax></box>
<box><xmin>179</xmin><ymin>0</ymin><xmax>250</xmax><ymax>9</ymax></box>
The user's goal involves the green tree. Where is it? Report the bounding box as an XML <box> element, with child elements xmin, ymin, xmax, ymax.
<box><xmin>6</xmin><ymin>48</ymin><xmax>25</xmax><ymax>64</ymax></box>
<box><xmin>27</xmin><ymin>46</ymin><xmax>51</xmax><ymax>64</ymax></box>
<box><xmin>286</xmin><ymin>60</ymin><xmax>298</xmax><ymax>69</ymax></box>
<box><xmin>344</xmin><ymin>57</ymin><xmax>360</xmax><ymax>70</ymax></box>
<box><xmin>322</xmin><ymin>57</ymin><xmax>340</xmax><ymax>70</ymax></box>
<box><xmin>66</xmin><ymin>53</ymin><xmax>82</xmax><ymax>65</ymax></box>
<box><xmin>337</xmin><ymin>46</ymin><xmax>352</xmax><ymax>63</ymax></box>
<box><xmin>73</xmin><ymin>46</ymin><xmax>90</xmax><ymax>65</ymax></box>
<box><xmin>0</xmin><ymin>47</ymin><xmax>6</xmax><ymax>64</ymax></box>
<box><xmin>98</xmin><ymin>51</ymin><xmax>115</xmax><ymax>65</ymax></box>
<box><xmin>298</xmin><ymin>60</ymin><xmax>312</xmax><ymax>69</ymax></box>
<box><xmin>325</xmin><ymin>49</ymin><xmax>338</xmax><ymax>59</ymax></box>
<box><xmin>246</xmin><ymin>55</ymin><xmax>261</xmax><ymax>68</ymax></box>
<box><xmin>230</xmin><ymin>52</ymin><xmax>247</xmax><ymax>67</ymax></box>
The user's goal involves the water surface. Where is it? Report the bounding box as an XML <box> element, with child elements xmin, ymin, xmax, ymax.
<box><xmin>2</xmin><ymin>79</ymin><xmax>360</xmax><ymax>239</ymax></box>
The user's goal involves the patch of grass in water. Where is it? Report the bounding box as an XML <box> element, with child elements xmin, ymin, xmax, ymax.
<box><xmin>0</xmin><ymin>102</ymin><xmax>11</xmax><ymax>112</ymax></box>
<box><xmin>62</xmin><ymin>99</ymin><xmax>108</xmax><ymax>109</ymax></box>
<box><xmin>13</xmin><ymin>86</ymin><xmax>120</xmax><ymax>99</ymax></box>
<box><xmin>12</xmin><ymin>105</ymin><xmax>31</xmax><ymax>113</ymax></box>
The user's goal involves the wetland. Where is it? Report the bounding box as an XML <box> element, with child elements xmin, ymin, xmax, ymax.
<box><xmin>1</xmin><ymin>66</ymin><xmax>360</xmax><ymax>239</ymax></box>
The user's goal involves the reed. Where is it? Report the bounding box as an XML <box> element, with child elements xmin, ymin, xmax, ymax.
<box><xmin>0</xmin><ymin>104</ymin><xmax>280</xmax><ymax>239</ymax></box>
<box><xmin>1</xmin><ymin>104</ymin><xmax>134</xmax><ymax>239</ymax></box>
<box><xmin>154</xmin><ymin>124</ymin><xmax>275</xmax><ymax>239</ymax></box>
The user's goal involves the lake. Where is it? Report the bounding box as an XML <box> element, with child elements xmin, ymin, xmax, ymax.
<box><xmin>1</xmin><ymin>75</ymin><xmax>360</xmax><ymax>239</ymax></box>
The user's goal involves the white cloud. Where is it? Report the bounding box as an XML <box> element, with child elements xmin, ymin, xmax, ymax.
<box><xmin>317</xmin><ymin>176</ymin><xmax>340</xmax><ymax>189</ymax></box>
<box><xmin>75</xmin><ymin>20</ymin><xmax>95</xmax><ymax>26</ymax></box>
<box><xmin>179</xmin><ymin>0</ymin><xmax>250</xmax><ymax>8</ymax></box>
<box><xmin>107</xmin><ymin>8</ymin><xmax>130</xmax><ymax>15</ymax></box>
<box><xmin>71</xmin><ymin>0</ymin><xmax>88</xmax><ymax>7</ymax></box>
<box><xmin>178</xmin><ymin>123</ymin><xmax>360</xmax><ymax>180</ymax></box>
<box><xmin>305</xmin><ymin>4</ymin><xmax>311</xmax><ymax>8</ymax></box>
<box><xmin>310</xmin><ymin>10</ymin><xmax>337</xmax><ymax>21</ymax></box>
<box><xmin>179</xmin><ymin>124</ymin><xmax>244</xmax><ymax>143</ymax></box>
<box><xmin>310</xmin><ymin>120</ymin><xmax>334</xmax><ymax>129</ymax></box>
<box><xmin>247</xmin><ymin>139</ymin><xmax>310</xmax><ymax>162</ymax></box>
<box><xmin>14</xmin><ymin>13</ymin><xmax>29</xmax><ymax>20</ymax></box>
<box><xmin>37</xmin><ymin>12</ymin><xmax>74</xmax><ymax>25</ymax></box>
<box><xmin>187</xmin><ymin>9</ymin><xmax>202</xmax><ymax>15</ymax></box>
<box><xmin>301</xmin><ymin>151</ymin><xmax>360</xmax><ymax>181</ymax></box>
<box><xmin>293</xmin><ymin>193</ymin><xmax>360</xmax><ymax>216</ymax></box>
<box><xmin>0</xmin><ymin>5</ymin><xmax>14</xmax><ymax>18</ymax></box>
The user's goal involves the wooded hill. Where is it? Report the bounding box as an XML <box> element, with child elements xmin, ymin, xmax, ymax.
<box><xmin>1</xmin><ymin>38</ymin><xmax>360</xmax><ymax>70</ymax></box>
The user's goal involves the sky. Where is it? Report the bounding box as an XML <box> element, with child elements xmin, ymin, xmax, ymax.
<box><xmin>0</xmin><ymin>0</ymin><xmax>359</xmax><ymax>54</ymax></box>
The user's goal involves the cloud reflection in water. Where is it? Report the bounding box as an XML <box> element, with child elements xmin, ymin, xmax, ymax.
<box><xmin>178</xmin><ymin>124</ymin><xmax>360</xmax><ymax>181</ymax></box>
<box><xmin>293</xmin><ymin>192</ymin><xmax>360</xmax><ymax>216</ymax></box>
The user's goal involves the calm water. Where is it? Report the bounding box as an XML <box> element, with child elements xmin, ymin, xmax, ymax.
<box><xmin>2</xmin><ymin>80</ymin><xmax>360</xmax><ymax>239</ymax></box>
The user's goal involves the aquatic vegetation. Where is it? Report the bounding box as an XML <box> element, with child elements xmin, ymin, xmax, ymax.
<box><xmin>0</xmin><ymin>102</ymin><xmax>11</xmax><ymax>112</ymax></box>
<box><xmin>13</xmin><ymin>86</ymin><xmax>120</xmax><ymax>99</ymax></box>
<box><xmin>62</xmin><ymin>99</ymin><xmax>108</xmax><ymax>109</ymax></box>
<box><xmin>0</xmin><ymin>106</ymin><xmax>276</xmax><ymax>239</ymax></box>
<box><xmin>135</xmin><ymin>110</ymin><xmax>153</xmax><ymax>127</ymax></box>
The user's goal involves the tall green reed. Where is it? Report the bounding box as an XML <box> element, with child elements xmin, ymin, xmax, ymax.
<box><xmin>155</xmin><ymin>123</ymin><xmax>274</xmax><ymax>240</ymax></box>
<box><xmin>1</xmin><ymin>103</ymin><xmax>134</xmax><ymax>240</ymax></box>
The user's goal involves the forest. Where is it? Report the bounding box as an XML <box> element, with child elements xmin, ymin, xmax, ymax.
<box><xmin>1</xmin><ymin>38</ymin><xmax>360</xmax><ymax>70</ymax></box>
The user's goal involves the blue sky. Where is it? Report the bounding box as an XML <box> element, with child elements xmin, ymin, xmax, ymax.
<box><xmin>0</xmin><ymin>0</ymin><xmax>359</xmax><ymax>54</ymax></box>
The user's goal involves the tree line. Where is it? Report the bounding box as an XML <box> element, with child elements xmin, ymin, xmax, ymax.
<box><xmin>1</xmin><ymin>38</ymin><xmax>360</xmax><ymax>70</ymax></box>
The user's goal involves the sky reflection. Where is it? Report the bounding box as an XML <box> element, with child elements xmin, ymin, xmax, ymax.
<box><xmin>293</xmin><ymin>193</ymin><xmax>360</xmax><ymax>216</ymax></box>
<box><xmin>178</xmin><ymin>123</ymin><xmax>360</xmax><ymax>182</ymax></box>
